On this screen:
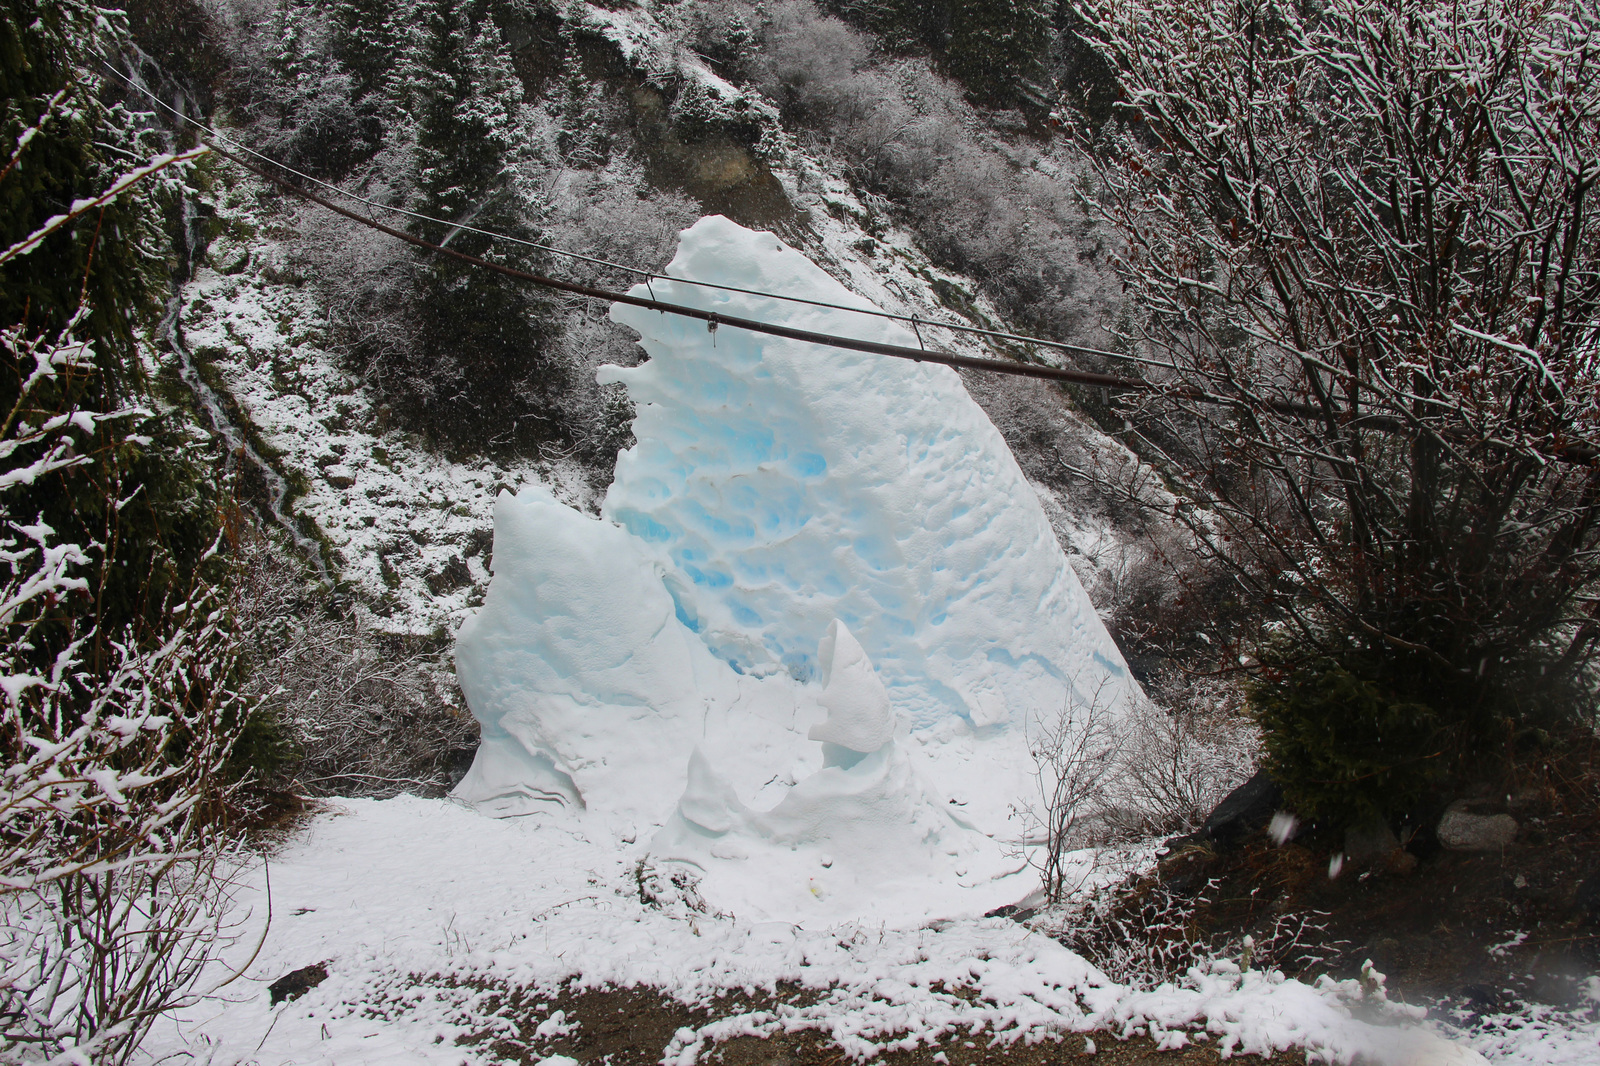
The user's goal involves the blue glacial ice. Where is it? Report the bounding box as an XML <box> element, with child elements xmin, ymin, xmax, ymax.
<box><xmin>452</xmin><ymin>216</ymin><xmax>1144</xmax><ymax>922</ymax></box>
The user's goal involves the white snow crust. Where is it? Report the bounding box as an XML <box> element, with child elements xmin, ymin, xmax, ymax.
<box><xmin>453</xmin><ymin>217</ymin><xmax>1143</xmax><ymax>923</ymax></box>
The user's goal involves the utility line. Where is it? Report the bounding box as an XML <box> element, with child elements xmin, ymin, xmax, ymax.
<box><xmin>108</xmin><ymin>61</ymin><xmax>1594</xmax><ymax>463</ymax></box>
<box><xmin>99</xmin><ymin>55</ymin><xmax>1178</xmax><ymax>373</ymax></box>
<box><xmin>209</xmin><ymin>142</ymin><xmax>1192</xmax><ymax>395</ymax></box>
<box><xmin>220</xmin><ymin>142</ymin><xmax>1600</xmax><ymax>466</ymax></box>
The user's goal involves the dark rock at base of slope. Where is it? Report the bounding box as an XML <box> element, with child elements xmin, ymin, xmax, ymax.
<box><xmin>1344</xmin><ymin>820</ymin><xmax>1402</xmax><ymax>868</ymax></box>
<box><xmin>1436</xmin><ymin>801</ymin><xmax>1519</xmax><ymax>851</ymax></box>
<box><xmin>1160</xmin><ymin>768</ymin><xmax>1282</xmax><ymax>856</ymax></box>
<box><xmin>269</xmin><ymin>962</ymin><xmax>329</xmax><ymax>1006</ymax></box>
<box><xmin>983</xmin><ymin>903</ymin><xmax>1037</xmax><ymax>923</ymax></box>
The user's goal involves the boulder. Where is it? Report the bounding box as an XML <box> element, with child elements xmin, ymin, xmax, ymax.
<box><xmin>324</xmin><ymin>463</ymin><xmax>357</xmax><ymax>489</ymax></box>
<box><xmin>1437</xmin><ymin>801</ymin><xmax>1518</xmax><ymax>851</ymax></box>
<box><xmin>1201</xmin><ymin>768</ymin><xmax>1282</xmax><ymax>844</ymax></box>
<box><xmin>1345</xmin><ymin>820</ymin><xmax>1401</xmax><ymax>866</ymax></box>
<box><xmin>1161</xmin><ymin>768</ymin><xmax>1282</xmax><ymax>856</ymax></box>
<box><xmin>268</xmin><ymin>962</ymin><xmax>328</xmax><ymax>1006</ymax></box>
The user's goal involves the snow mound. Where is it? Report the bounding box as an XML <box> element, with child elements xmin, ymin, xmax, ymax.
<box><xmin>453</xmin><ymin>216</ymin><xmax>1145</xmax><ymax>920</ymax></box>
<box><xmin>808</xmin><ymin>620</ymin><xmax>895</xmax><ymax>753</ymax></box>
<box><xmin>453</xmin><ymin>486</ymin><xmax>804</xmax><ymax>825</ymax></box>
<box><xmin>651</xmin><ymin>621</ymin><xmax>1020</xmax><ymax>922</ymax></box>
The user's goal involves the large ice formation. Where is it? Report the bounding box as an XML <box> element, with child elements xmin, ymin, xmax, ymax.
<box><xmin>453</xmin><ymin>216</ymin><xmax>1142</xmax><ymax>923</ymax></box>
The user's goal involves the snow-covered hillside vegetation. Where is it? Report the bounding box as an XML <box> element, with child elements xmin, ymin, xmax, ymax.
<box><xmin>7</xmin><ymin>0</ymin><xmax>1598</xmax><ymax>1062</ymax></box>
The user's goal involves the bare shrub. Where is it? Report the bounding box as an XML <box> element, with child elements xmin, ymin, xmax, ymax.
<box><xmin>1043</xmin><ymin>880</ymin><xmax>1337</xmax><ymax>989</ymax></box>
<box><xmin>1113</xmin><ymin>691</ymin><xmax>1257</xmax><ymax>838</ymax></box>
<box><xmin>1022</xmin><ymin>682</ymin><xmax>1256</xmax><ymax>905</ymax></box>
<box><xmin>0</xmin><ymin>320</ymin><xmax>254</xmax><ymax>1065</ymax></box>
<box><xmin>1020</xmin><ymin>685</ymin><xmax>1127</xmax><ymax>903</ymax></box>
<box><xmin>234</xmin><ymin>527</ymin><xmax>478</xmax><ymax>799</ymax></box>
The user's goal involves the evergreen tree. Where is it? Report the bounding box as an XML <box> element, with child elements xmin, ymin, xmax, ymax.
<box><xmin>944</xmin><ymin>0</ymin><xmax>1054</xmax><ymax>106</ymax></box>
<box><xmin>1</xmin><ymin>0</ymin><xmax>163</xmax><ymax>390</ymax></box>
<box><xmin>1</xmin><ymin>0</ymin><xmax>218</xmax><ymax>646</ymax></box>
<box><xmin>822</xmin><ymin>0</ymin><xmax>1055</xmax><ymax>105</ymax></box>
<box><xmin>262</xmin><ymin>0</ymin><xmax>381</xmax><ymax>178</ymax></box>
<box><xmin>331</xmin><ymin>0</ymin><xmax>405</xmax><ymax>106</ymax></box>
<box><xmin>398</xmin><ymin>0</ymin><xmax>563</xmax><ymax>450</ymax></box>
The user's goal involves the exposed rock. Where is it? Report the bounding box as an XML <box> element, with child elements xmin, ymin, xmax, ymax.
<box><xmin>324</xmin><ymin>463</ymin><xmax>356</xmax><ymax>489</ymax></box>
<box><xmin>268</xmin><ymin>962</ymin><xmax>328</xmax><ymax>1006</ymax></box>
<box><xmin>1159</xmin><ymin>768</ymin><xmax>1282</xmax><ymax>857</ymax></box>
<box><xmin>1437</xmin><ymin>801</ymin><xmax>1518</xmax><ymax>851</ymax></box>
<box><xmin>425</xmin><ymin>554</ymin><xmax>472</xmax><ymax>595</ymax></box>
<box><xmin>1507</xmin><ymin>786</ymin><xmax>1550</xmax><ymax>813</ymax></box>
<box><xmin>1345</xmin><ymin>820</ymin><xmax>1401</xmax><ymax>866</ymax></box>
<box><xmin>1203</xmin><ymin>768</ymin><xmax>1282</xmax><ymax>844</ymax></box>
<box><xmin>1385</xmin><ymin>848</ymin><xmax>1419</xmax><ymax>875</ymax></box>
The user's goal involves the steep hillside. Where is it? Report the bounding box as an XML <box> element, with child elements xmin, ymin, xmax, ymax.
<box><xmin>130</xmin><ymin>0</ymin><xmax>1212</xmax><ymax>794</ymax></box>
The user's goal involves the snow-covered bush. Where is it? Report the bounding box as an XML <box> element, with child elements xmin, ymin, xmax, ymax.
<box><xmin>1023</xmin><ymin>682</ymin><xmax>1255</xmax><ymax>903</ymax></box>
<box><xmin>0</xmin><ymin>319</ymin><xmax>252</xmax><ymax>1065</ymax></box>
<box><xmin>1112</xmin><ymin>693</ymin><xmax>1257</xmax><ymax>837</ymax></box>
<box><xmin>1044</xmin><ymin>879</ymin><xmax>1336</xmax><ymax>989</ymax></box>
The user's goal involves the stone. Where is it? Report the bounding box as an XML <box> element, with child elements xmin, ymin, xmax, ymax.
<box><xmin>268</xmin><ymin>962</ymin><xmax>328</xmax><ymax>1006</ymax></box>
<box><xmin>1437</xmin><ymin>802</ymin><xmax>1518</xmax><ymax>851</ymax></box>
<box><xmin>1385</xmin><ymin>848</ymin><xmax>1419</xmax><ymax>876</ymax></box>
<box><xmin>1345</xmin><ymin>820</ymin><xmax>1401</xmax><ymax>866</ymax></box>
<box><xmin>1199</xmin><ymin>768</ymin><xmax>1282</xmax><ymax>845</ymax></box>
<box><xmin>324</xmin><ymin>463</ymin><xmax>357</xmax><ymax>489</ymax></box>
<box><xmin>1159</xmin><ymin>768</ymin><xmax>1284</xmax><ymax>857</ymax></box>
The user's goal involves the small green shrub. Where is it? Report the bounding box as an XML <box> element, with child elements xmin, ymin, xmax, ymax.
<box><xmin>1249</xmin><ymin>649</ymin><xmax>1448</xmax><ymax>826</ymax></box>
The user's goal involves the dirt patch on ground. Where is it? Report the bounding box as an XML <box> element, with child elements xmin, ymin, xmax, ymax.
<box><xmin>1128</xmin><ymin>732</ymin><xmax>1600</xmax><ymax>1014</ymax></box>
<box><xmin>461</xmin><ymin>982</ymin><xmax>1301</xmax><ymax>1066</ymax></box>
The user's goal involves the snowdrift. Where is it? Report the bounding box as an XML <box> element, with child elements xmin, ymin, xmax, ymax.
<box><xmin>453</xmin><ymin>216</ymin><xmax>1143</xmax><ymax>923</ymax></box>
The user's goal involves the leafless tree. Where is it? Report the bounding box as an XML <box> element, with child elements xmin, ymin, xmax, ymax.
<box><xmin>1021</xmin><ymin>684</ymin><xmax>1126</xmax><ymax>904</ymax></box>
<box><xmin>1064</xmin><ymin>0</ymin><xmax>1600</xmax><ymax>807</ymax></box>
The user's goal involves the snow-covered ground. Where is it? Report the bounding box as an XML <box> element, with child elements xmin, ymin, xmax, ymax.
<box><xmin>143</xmin><ymin>795</ymin><xmax>1599</xmax><ymax>1066</ymax></box>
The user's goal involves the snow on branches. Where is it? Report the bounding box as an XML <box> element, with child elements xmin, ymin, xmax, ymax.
<box><xmin>1</xmin><ymin>277</ymin><xmax>250</xmax><ymax>1066</ymax></box>
<box><xmin>1062</xmin><ymin>0</ymin><xmax>1600</xmax><ymax>817</ymax></box>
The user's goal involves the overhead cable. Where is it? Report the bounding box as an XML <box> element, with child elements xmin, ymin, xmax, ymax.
<box><xmin>106</xmin><ymin>62</ymin><xmax>1595</xmax><ymax>463</ymax></box>
<box><xmin>206</xmin><ymin>142</ymin><xmax>1191</xmax><ymax>393</ymax></box>
<box><xmin>99</xmin><ymin>55</ymin><xmax>1177</xmax><ymax>372</ymax></box>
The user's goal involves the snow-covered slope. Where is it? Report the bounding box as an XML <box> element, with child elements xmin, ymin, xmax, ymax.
<box><xmin>452</xmin><ymin>217</ymin><xmax>1142</xmax><ymax>923</ymax></box>
<box><xmin>141</xmin><ymin>796</ymin><xmax>1566</xmax><ymax>1066</ymax></box>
